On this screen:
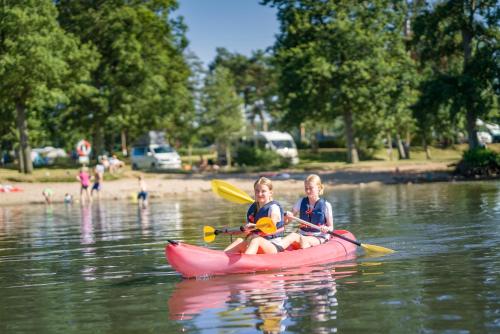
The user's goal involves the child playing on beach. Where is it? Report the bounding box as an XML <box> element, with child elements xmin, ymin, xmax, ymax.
<box><xmin>77</xmin><ymin>166</ymin><xmax>92</xmax><ymax>204</ymax></box>
<box><xmin>42</xmin><ymin>188</ymin><xmax>53</xmax><ymax>204</ymax></box>
<box><xmin>91</xmin><ymin>164</ymin><xmax>104</xmax><ymax>200</ymax></box>
<box><xmin>224</xmin><ymin>177</ymin><xmax>285</xmax><ymax>255</ymax></box>
<box><xmin>137</xmin><ymin>175</ymin><xmax>148</xmax><ymax>208</ymax></box>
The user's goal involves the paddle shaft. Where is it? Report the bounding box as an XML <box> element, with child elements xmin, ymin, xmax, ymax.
<box><xmin>290</xmin><ymin>216</ymin><xmax>362</xmax><ymax>247</ymax></box>
<box><xmin>213</xmin><ymin>226</ymin><xmax>245</xmax><ymax>235</ymax></box>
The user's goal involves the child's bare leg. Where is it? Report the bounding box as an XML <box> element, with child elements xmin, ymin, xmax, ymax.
<box><xmin>280</xmin><ymin>232</ymin><xmax>302</xmax><ymax>249</ymax></box>
<box><xmin>224</xmin><ymin>238</ymin><xmax>246</xmax><ymax>252</ymax></box>
<box><xmin>245</xmin><ymin>237</ymin><xmax>277</xmax><ymax>255</ymax></box>
<box><xmin>300</xmin><ymin>235</ymin><xmax>321</xmax><ymax>249</ymax></box>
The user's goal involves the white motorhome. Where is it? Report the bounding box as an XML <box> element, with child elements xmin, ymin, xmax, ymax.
<box><xmin>254</xmin><ymin>131</ymin><xmax>299</xmax><ymax>165</ymax></box>
<box><xmin>131</xmin><ymin>131</ymin><xmax>181</xmax><ymax>170</ymax></box>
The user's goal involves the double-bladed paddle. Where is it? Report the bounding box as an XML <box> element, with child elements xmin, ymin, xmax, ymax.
<box><xmin>203</xmin><ymin>217</ymin><xmax>276</xmax><ymax>243</ymax></box>
<box><xmin>287</xmin><ymin>215</ymin><xmax>394</xmax><ymax>254</ymax></box>
<box><xmin>210</xmin><ymin>179</ymin><xmax>395</xmax><ymax>254</ymax></box>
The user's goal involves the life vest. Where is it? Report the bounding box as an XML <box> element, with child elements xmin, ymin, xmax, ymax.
<box><xmin>299</xmin><ymin>197</ymin><xmax>327</xmax><ymax>234</ymax></box>
<box><xmin>246</xmin><ymin>200</ymin><xmax>285</xmax><ymax>239</ymax></box>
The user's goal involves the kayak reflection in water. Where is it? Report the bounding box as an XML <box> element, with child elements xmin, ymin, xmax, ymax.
<box><xmin>282</xmin><ymin>174</ymin><xmax>334</xmax><ymax>250</ymax></box>
<box><xmin>167</xmin><ymin>265</ymin><xmax>353</xmax><ymax>333</ymax></box>
<box><xmin>224</xmin><ymin>177</ymin><xmax>286</xmax><ymax>255</ymax></box>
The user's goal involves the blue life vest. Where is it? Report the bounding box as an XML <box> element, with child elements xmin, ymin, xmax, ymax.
<box><xmin>299</xmin><ymin>197</ymin><xmax>327</xmax><ymax>233</ymax></box>
<box><xmin>246</xmin><ymin>200</ymin><xmax>285</xmax><ymax>239</ymax></box>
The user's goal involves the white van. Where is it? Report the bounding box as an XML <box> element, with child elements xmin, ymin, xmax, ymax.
<box><xmin>254</xmin><ymin>131</ymin><xmax>299</xmax><ymax>165</ymax></box>
<box><xmin>131</xmin><ymin>132</ymin><xmax>181</xmax><ymax>170</ymax></box>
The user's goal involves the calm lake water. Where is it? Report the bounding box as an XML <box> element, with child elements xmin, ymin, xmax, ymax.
<box><xmin>1</xmin><ymin>181</ymin><xmax>499</xmax><ymax>333</ymax></box>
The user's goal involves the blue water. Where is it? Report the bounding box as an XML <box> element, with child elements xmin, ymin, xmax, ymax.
<box><xmin>0</xmin><ymin>181</ymin><xmax>499</xmax><ymax>333</ymax></box>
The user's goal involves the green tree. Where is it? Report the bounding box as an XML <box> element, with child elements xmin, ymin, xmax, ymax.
<box><xmin>264</xmin><ymin>0</ymin><xmax>415</xmax><ymax>163</ymax></box>
<box><xmin>0</xmin><ymin>0</ymin><xmax>97</xmax><ymax>173</ymax></box>
<box><xmin>412</xmin><ymin>0</ymin><xmax>499</xmax><ymax>150</ymax></box>
<box><xmin>210</xmin><ymin>48</ymin><xmax>279</xmax><ymax>133</ymax></box>
<box><xmin>56</xmin><ymin>0</ymin><xmax>191</xmax><ymax>156</ymax></box>
<box><xmin>200</xmin><ymin>67</ymin><xmax>244</xmax><ymax>166</ymax></box>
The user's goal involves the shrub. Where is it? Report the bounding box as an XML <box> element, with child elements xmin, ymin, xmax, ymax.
<box><xmin>455</xmin><ymin>148</ymin><xmax>500</xmax><ymax>177</ymax></box>
<box><xmin>234</xmin><ymin>146</ymin><xmax>286</xmax><ymax>169</ymax></box>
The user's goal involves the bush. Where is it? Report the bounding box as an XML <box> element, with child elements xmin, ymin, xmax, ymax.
<box><xmin>455</xmin><ymin>148</ymin><xmax>500</xmax><ymax>177</ymax></box>
<box><xmin>234</xmin><ymin>146</ymin><xmax>286</xmax><ymax>169</ymax></box>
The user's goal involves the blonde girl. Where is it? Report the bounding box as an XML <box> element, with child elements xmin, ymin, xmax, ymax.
<box><xmin>224</xmin><ymin>177</ymin><xmax>285</xmax><ymax>254</ymax></box>
<box><xmin>282</xmin><ymin>174</ymin><xmax>333</xmax><ymax>249</ymax></box>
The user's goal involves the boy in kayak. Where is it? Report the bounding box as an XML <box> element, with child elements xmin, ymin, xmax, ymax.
<box><xmin>224</xmin><ymin>177</ymin><xmax>286</xmax><ymax>254</ymax></box>
<box><xmin>282</xmin><ymin>174</ymin><xmax>333</xmax><ymax>249</ymax></box>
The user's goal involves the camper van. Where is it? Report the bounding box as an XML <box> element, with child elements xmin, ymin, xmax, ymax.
<box><xmin>254</xmin><ymin>131</ymin><xmax>299</xmax><ymax>165</ymax></box>
<box><xmin>131</xmin><ymin>131</ymin><xmax>181</xmax><ymax>170</ymax></box>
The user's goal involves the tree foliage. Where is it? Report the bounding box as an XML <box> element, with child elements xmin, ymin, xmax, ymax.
<box><xmin>0</xmin><ymin>0</ymin><xmax>97</xmax><ymax>173</ymax></box>
<box><xmin>412</xmin><ymin>0</ymin><xmax>499</xmax><ymax>150</ymax></box>
<box><xmin>263</xmin><ymin>0</ymin><xmax>416</xmax><ymax>163</ymax></box>
<box><xmin>200</xmin><ymin>67</ymin><xmax>244</xmax><ymax>166</ymax></box>
<box><xmin>56</xmin><ymin>0</ymin><xmax>193</xmax><ymax>154</ymax></box>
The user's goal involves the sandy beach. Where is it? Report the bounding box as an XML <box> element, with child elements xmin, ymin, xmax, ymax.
<box><xmin>0</xmin><ymin>162</ymin><xmax>456</xmax><ymax>206</ymax></box>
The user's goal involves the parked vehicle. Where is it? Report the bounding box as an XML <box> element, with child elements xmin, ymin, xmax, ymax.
<box><xmin>131</xmin><ymin>131</ymin><xmax>181</xmax><ymax>170</ymax></box>
<box><xmin>253</xmin><ymin>131</ymin><xmax>299</xmax><ymax>165</ymax></box>
<box><xmin>31</xmin><ymin>147</ymin><xmax>67</xmax><ymax>166</ymax></box>
<box><xmin>477</xmin><ymin>119</ymin><xmax>499</xmax><ymax>144</ymax></box>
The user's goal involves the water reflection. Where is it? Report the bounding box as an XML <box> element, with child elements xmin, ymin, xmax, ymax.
<box><xmin>168</xmin><ymin>264</ymin><xmax>357</xmax><ymax>333</ymax></box>
<box><xmin>0</xmin><ymin>182</ymin><xmax>499</xmax><ymax>333</ymax></box>
<box><xmin>80</xmin><ymin>203</ymin><xmax>94</xmax><ymax>246</ymax></box>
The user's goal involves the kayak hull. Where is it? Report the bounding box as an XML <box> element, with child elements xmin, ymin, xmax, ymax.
<box><xmin>165</xmin><ymin>230</ymin><xmax>357</xmax><ymax>278</ymax></box>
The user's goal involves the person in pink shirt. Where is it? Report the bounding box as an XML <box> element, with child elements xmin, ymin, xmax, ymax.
<box><xmin>77</xmin><ymin>166</ymin><xmax>92</xmax><ymax>204</ymax></box>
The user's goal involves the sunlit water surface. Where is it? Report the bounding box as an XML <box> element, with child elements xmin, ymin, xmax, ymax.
<box><xmin>1</xmin><ymin>181</ymin><xmax>499</xmax><ymax>333</ymax></box>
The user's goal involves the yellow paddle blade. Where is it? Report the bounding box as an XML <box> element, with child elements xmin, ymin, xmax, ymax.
<box><xmin>211</xmin><ymin>179</ymin><xmax>253</xmax><ymax>204</ymax></box>
<box><xmin>203</xmin><ymin>225</ymin><xmax>216</xmax><ymax>243</ymax></box>
<box><xmin>360</xmin><ymin>243</ymin><xmax>395</xmax><ymax>255</ymax></box>
<box><xmin>254</xmin><ymin>217</ymin><xmax>277</xmax><ymax>235</ymax></box>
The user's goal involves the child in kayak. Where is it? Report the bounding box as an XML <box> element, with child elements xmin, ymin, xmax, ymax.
<box><xmin>282</xmin><ymin>174</ymin><xmax>333</xmax><ymax>249</ymax></box>
<box><xmin>224</xmin><ymin>177</ymin><xmax>285</xmax><ymax>254</ymax></box>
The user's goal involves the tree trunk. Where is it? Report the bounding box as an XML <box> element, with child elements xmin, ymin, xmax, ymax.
<box><xmin>187</xmin><ymin>144</ymin><xmax>193</xmax><ymax>166</ymax></box>
<box><xmin>343</xmin><ymin>110</ymin><xmax>359</xmax><ymax>163</ymax></box>
<box><xmin>225</xmin><ymin>143</ymin><xmax>232</xmax><ymax>168</ymax></box>
<box><xmin>465</xmin><ymin>111</ymin><xmax>480</xmax><ymax>149</ymax></box>
<box><xmin>404</xmin><ymin>131</ymin><xmax>411</xmax><ymax>159</ymax></box>
<box><xmin>93</xmin><ymin>125</ymin><xmax>104</xmax><ymax>160</ymax></box>
<box><xmin>396</xmin><ymin>133</ymin><xmax>406</xmax><ymax>160</ymax></box>
<box><xmin>258</xmin><ymin>108</ymin><xmax>268</xmax><ymax>132</ymax></box>
<box><xmin>121</xmin><ymin>130</ymin><xmax>128</xmax><ymax>156</ymax></box>
<box><xmin>17</xmin><ymin>146</ymin><xmax>24</xmax><ymax>173</ymax></box>
<box><xmin>462</xmin><ymin>7</ymin><xmax>479</xmax><ymax>150</ymax></box>
<box><xmin>423</xmin><ymin>137</ymin><xmax>431</xmax><ymax>160</ymax></box>
<box><xmin>299</xmin><ymin>123</ymin><xmax>306</xmax><ymax>146</ymax></box>
<box><xmin>386</xmin><ymin>132</ymin><xmax>393</xmax><ymax>160</ymax></box>
<box><xmin>15</xmin><ymin>101</ymin><xmax>33</xmax><ymax>174</ymax></box>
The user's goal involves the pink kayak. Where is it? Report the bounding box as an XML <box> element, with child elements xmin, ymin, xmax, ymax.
<box><xmin>165</xmin><ymin>230</ymin><xmax>357</xmax><ymax>278</ymax></box>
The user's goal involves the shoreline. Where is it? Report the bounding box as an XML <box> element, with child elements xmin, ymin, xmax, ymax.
<box><xmin>0</xmin><ymin>162</ymin><xmax>468</xmax><ymax>207</ymax></box>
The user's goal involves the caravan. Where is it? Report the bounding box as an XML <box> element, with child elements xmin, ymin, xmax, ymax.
<box><xmin>131</xmin><ymin>131</ymin><xmax>181</xmax><ymax>170</ymax></box>
<box><xmin>253</xmin><ymin>131</ymin><xmax>299</xmax><ymax>165</ymax></box>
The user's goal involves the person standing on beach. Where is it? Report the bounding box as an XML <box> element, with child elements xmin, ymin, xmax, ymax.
<box><xmin>77</xmin><ymin>167</ymin><xmax>92</xmax><ymax>204</ymax></box>
<box><xmin>42</xmin><ymin>188</ymin><xmax>54</xmax><ymax>204</ymax></box>
<box><xmin>91</xmin><ymin>164</ymin><xmax>104</xmax><ymax>200</ymax></box>
<box><xmin>137</xmin><ymin>175</ymin><xmax>148</xmax><ymax>209</ymax></box>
